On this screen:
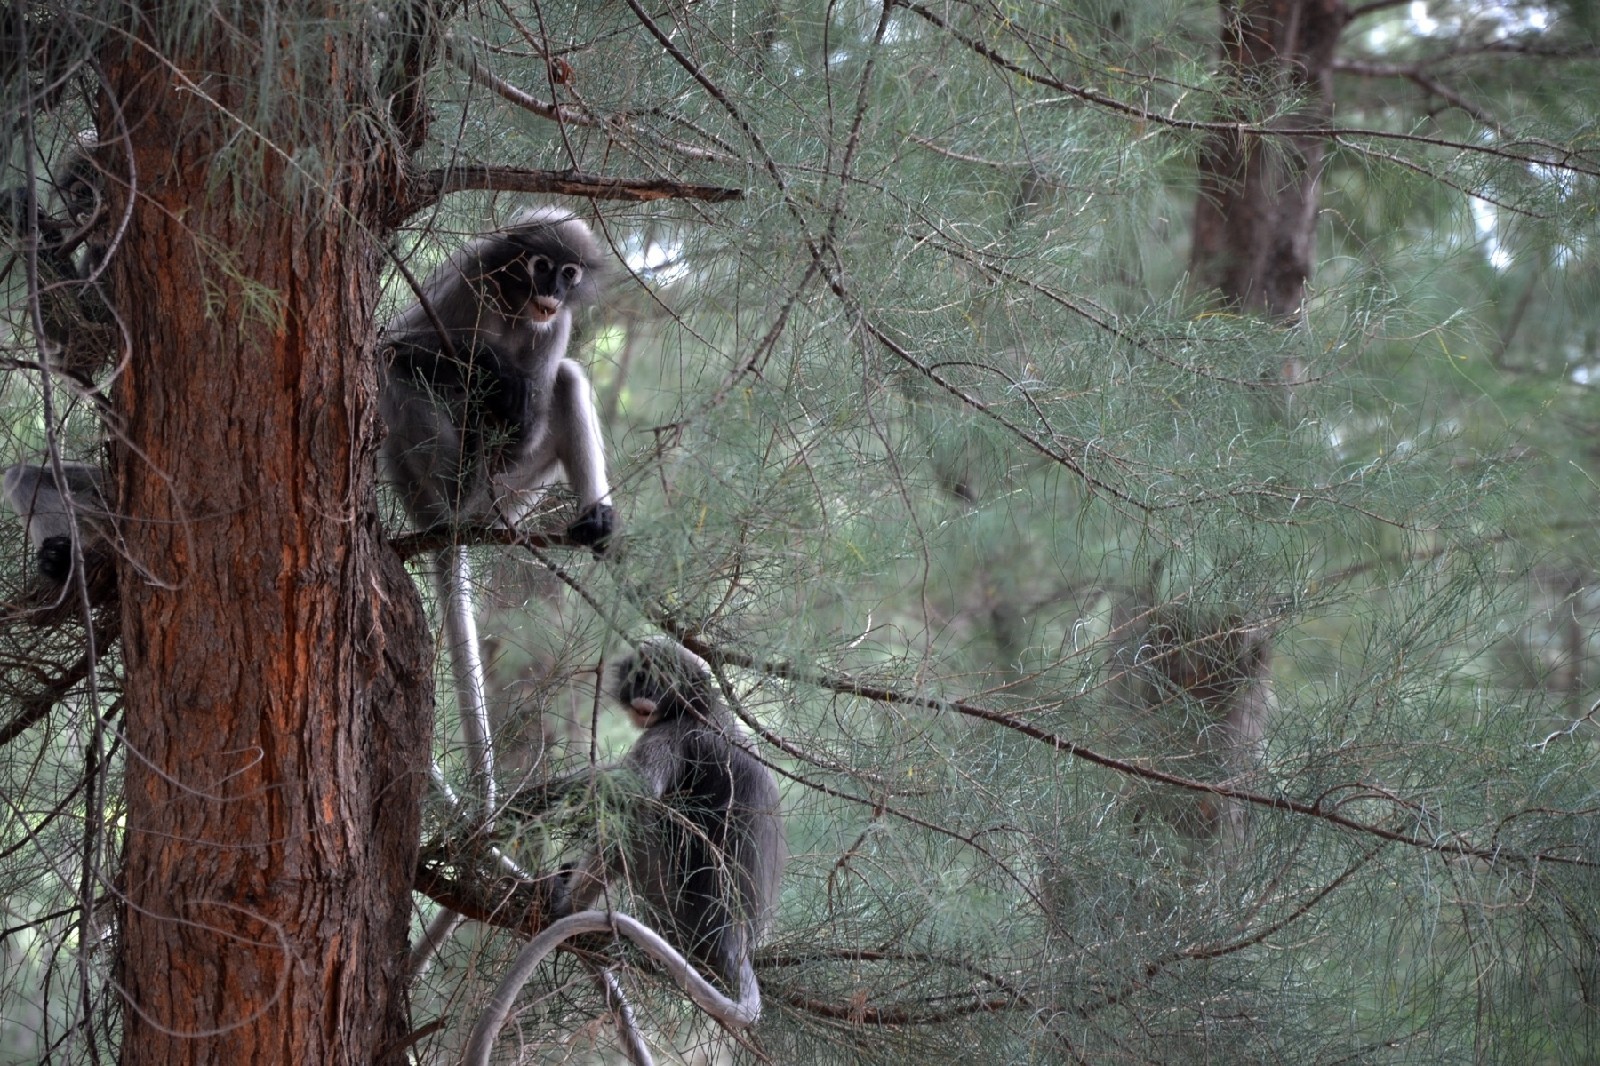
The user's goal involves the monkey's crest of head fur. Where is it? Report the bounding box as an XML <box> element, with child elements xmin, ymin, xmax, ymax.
<box><xmin>615</xmin><ymin>637</ymin><xmax>716</xmax><ymax>728</ymax></box>
<box><xmin>398</xmin><ymin>205</ymin><xmax>606</xmax><ymax>334</ymax></box>
<box><xmin>497</xmin><ymin>206</ymin><xmax>606</xmax><ymax>300</ymax></box>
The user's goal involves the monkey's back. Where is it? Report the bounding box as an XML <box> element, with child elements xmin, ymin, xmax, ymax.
<box><xmin>629</xmin><ymin>719</ymin><xmax>786</xmax><ymax>987</ymax></box>
<box><xmin>3</xmin><ymin>462</ymin><xmax>111</xmax><ymax>547</ymax></box>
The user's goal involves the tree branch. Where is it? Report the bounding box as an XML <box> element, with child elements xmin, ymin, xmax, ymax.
<box><xmin>462</xmin><ymin>909</ymin><xmax>761</xmax><ymax>1066</ymax></box>
<box><xmin>0</xmin><ymin>615</ymin><xmax>119</xmax><ymax>747</ymax></box>
<box><xmin>655</xmin><ymin>629</ymin><xmax>1599</xmax><ymax>871</ymax></box>
<box><xmin>444</xmin><ymin>35</ymin><xmax>736</xmax><ymax>166</ymax></box>
<box><xmin>893</xmin><ymin>0</ymin><xmax>1600</xmax><ymax>179</ymax></box>
<box><xmin>388</xmin><ymin>522</ymin><xmax>607</xmax><ymax>563</ymax></box>
<box><xmin>1335</xmin><ymin>58</ymin><xmax>1503</xmax><ymax>130</ymax></box>
<box><xmin>402</xmin><ymin>167</ymin><xmax>741</xmax><ymax>218</ymax></box>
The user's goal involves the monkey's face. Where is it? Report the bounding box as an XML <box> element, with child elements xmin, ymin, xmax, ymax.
<box><xmin>522</xmin><ymin>254</ymin><xmax>585</xmax><ymax>326</ymax></box>
<box><xmin>479</xmin><ymin>252</ymin><xmax>586</xmax><ymax>328</ymax></box>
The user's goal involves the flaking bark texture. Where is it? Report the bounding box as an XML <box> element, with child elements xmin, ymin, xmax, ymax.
<box><xmin>1190</xmin><ymin>0</ymin><xmax>1348</xmax><ymax>324</ymax></box>
<box><xmin>102</xmin><ymin>16</ymin><xmax>432</xmax><ymax>1066</ymax></box>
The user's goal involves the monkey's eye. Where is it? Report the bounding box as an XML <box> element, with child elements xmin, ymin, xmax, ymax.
<box><xmin>529</xmin><ymin>255</ymin><xmax>553</xmax><ymax>276</ymax></box>
<box><xmin>560</xmin><ymin>264</ymin><xmax>583</xmax><ymax>286</ymax></box>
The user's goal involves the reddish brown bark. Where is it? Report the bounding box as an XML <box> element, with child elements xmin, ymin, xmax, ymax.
<box><xmin>101</xmin><ymin>14</ymin><xmax>432</xmax><ymax>1066</ymax></box>
<box><xmin>1190</xmin><ymin>0</ymin><xmax>1349</xmax><ymax>322</ymax></box>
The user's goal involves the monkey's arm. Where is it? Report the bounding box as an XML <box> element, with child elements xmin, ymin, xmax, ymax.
<box><xmin>504</xmin><ymin>763</ymin><xmax>655</xmax><ymax>918</ymax></box>
<box><xmin>386</xmin><ymin>337</ymin><xmax>483</xmax><ymax>396</ymax></box>
<box><xmin>505</xmin><ymin>761</ymin><xmax>655</xmax><ymax>821</ymax></box>
<box><xmin>546</xmin><ymin>359</ymin><xmax>615</xmax><ymax>549</ymax></box>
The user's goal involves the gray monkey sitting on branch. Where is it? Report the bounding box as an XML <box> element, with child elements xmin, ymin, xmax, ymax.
<box><xmin>466</xmin><ymin>638</ymin><xmax>787</xmax><ymax>1066</ymax></box>
<box><xmin>379</xmin><ymin>207</ymin><xmax>618</xmax><ymax>823</ymax></box>
<box><xmin>380</xmin><ymin>206</ymin><xmax>614</xmax><ymax>543</ymax></box>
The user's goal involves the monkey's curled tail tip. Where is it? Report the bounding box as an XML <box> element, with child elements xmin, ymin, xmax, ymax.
<box><xmin>732</xmin><ymin>957</ymin><xmax>763</xmax><ymax>1028</ymax></box>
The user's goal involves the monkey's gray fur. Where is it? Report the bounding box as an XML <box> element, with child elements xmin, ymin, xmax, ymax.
<box><xmin>379</xmin><ymin>207</ymin><xmax>619</xmax><ymax>823</ymax></box>
<box><xmin>557</xmin><ymin>638</ymin><xmax>786</xmax><ymax>1012</ymax></box>
<box><xmin>2</xmin><ymin>143</ymin><xmax>118</xmax><ymax>387</ymax></box>
<box><xmin>2</xmin><ymin>460</ymin><xmax>115</xmax><ymax>600</ymax></box>
<box><xmin>379</xmin><ymin>206</ymin><xmax>614</xmax><ymax>543</ymax></box>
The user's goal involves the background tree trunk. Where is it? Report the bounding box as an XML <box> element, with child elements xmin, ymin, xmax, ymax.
<box><xmin>102</xmin><ymin>16</ymin><xmax>432</xmax><ymax>1065</ymax></box>
<box><xmin>1190</xmin><ymin>0</ymin><xmax>1348</xmax><ymax>322</ymax></box>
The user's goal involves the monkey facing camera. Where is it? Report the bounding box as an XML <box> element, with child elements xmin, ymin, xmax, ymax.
<box><xmin>380</xmin><ymin>206</ymin><xmax>616</xmax><ymax>551</ymax></box>
<box><xmin>381</xmin><ymin>208</ymin><xmax>624</xmax><ymax>829</ymax></box>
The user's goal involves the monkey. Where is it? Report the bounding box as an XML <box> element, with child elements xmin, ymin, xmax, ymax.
<box><xmin>461</xmin><ymin>640</ymin><xmax>785</xmax><ymax>1064</ymax></box>
<box><xmin>380</xmin><ymin>207</ymin><xmax>616</xmax><ymax>823</ymax></box>
<box><xmin>380</xmin><ymin>206</ymin><xmax>614</xmax><ymax>541</ymax></box>
<box><xmin>2</xmin><ymin>142</ymin><xmax>117</xmax><ymax>387</ymax></box>
<box><xmin>553</xmin><ymin>638</ymin><xmax>787</xmax><ymax>1016</ymax></box>
<box><xmin>2</xmin><ymin>460</ymin><xmax>116</xmax><ymax>605</ymax></box>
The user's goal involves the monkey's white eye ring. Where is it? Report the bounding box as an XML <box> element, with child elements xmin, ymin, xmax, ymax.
<box><xmin>530</xmin><ymin>255</ymin><xmax>553</xmax><ymax>274</ymax></box>
<box><xmin>561</xmin><ymin>265</ymin><xmax>583</xmax><ymax>285</ymax></box>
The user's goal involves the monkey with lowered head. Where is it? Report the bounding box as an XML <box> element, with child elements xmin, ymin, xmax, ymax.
<box><xmin>1116</xmin><ymin>607</ymin><xmax>1274</xmax><ymax>846</ymax></box>
<box><xmin>2</xmin><ymin>460</ymin><xmax>116</xmax><ymax>605</ymax></box>
<box><xmin>1</xmin><ymin>144</ymin><xmax>118</xmax><ymax>387</ymax></box>
<box><xmin>553</xmin><ymin>638</ymin><xmax>787</xmax><ymax>1015</ymax></box>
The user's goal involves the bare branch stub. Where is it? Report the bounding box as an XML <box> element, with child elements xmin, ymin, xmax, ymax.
<box><xmin>403</xmin><ymin>167</ymin><xmax>742</xmax><ymax>219</ymax></box>
<box><xmin>413</xmin><ymin>851</ymin><xmax>560</xmax><ymax>937</ymax></box>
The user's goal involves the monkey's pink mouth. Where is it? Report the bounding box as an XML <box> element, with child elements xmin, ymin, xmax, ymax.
<box><xmin>629</xmin><ymin>697</ymin><xmax>659</xmax><ymax>728</ymax></box>
<box><xmin>525</xmin><ymin>303</ymin><xmax>560</xmax><ymax>324</ymax></box>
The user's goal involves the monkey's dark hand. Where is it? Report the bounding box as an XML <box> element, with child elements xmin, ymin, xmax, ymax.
<box><xmin>566</xmin><ymin>503</ymin><xmax>615</xmax><ymax>555</ymax></box>
<box><xmin>37</xmin><ymin>536</ymin><xmax>73</xmax><ymax>583</ymax></box>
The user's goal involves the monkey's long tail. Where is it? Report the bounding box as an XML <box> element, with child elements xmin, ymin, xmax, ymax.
<box><xmin>434</xmin><ymin>545</ymin><xmax>495</xmax><ymax>818</ymax></box>
<box><xmin>462</xmin><ymin>910</ymin><xmax>762</xmax><ymax>1066</ymax></box>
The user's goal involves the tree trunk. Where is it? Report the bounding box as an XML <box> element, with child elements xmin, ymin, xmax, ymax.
<box><xmin>1190</xmin><ymin>0</ymin><xmax>1348</xmax><ymax>323</ymax></box>
<box><xmin>102</xmin><ymin>13</ymin><xmax>433</xmax><ymax>1065</ymax></box>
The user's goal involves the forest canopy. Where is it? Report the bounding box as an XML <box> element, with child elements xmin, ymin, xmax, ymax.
<box><xmin>0</xmin><ymin>1</ymin><xmax>1597</xmax><ymax>1063</ymax></box>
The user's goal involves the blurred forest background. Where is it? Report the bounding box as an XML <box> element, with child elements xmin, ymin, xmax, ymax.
<box><xmin>1</xmin><ymin>0</ymin><xmax>1597</xmax><ymax>1062</ymax></box>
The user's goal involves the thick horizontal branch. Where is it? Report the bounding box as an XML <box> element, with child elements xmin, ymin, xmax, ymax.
<box><xmin>404</xmin><ymin>167</ymin><xmax>742</xmax><ymax>218</ymax></box>
<box><xmin>413</xmin><ymin>857</ymin><xmax>553</xmax><ymax>936</ymax></box>
<box><xmin>388</xmin><ymin>524</ymin><xmax>609</xmax><ymax>563</ymax></box>
<box><xmin>660</xmin><ymin>630</ymin><xmax>1598</xmax><ymax>871</ymax></box>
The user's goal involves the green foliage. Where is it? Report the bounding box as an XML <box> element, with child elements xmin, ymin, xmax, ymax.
<box><xmin>2</xmin><ymin>0</ymin><xmax>1599</xmax><ymax>1062</ymax></box>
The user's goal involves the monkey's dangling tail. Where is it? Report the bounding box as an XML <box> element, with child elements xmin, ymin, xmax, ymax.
<box><xmin>433</xmin><ymin>545</ymin><xmax>495</xmax><ymax>818</ymax></box>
